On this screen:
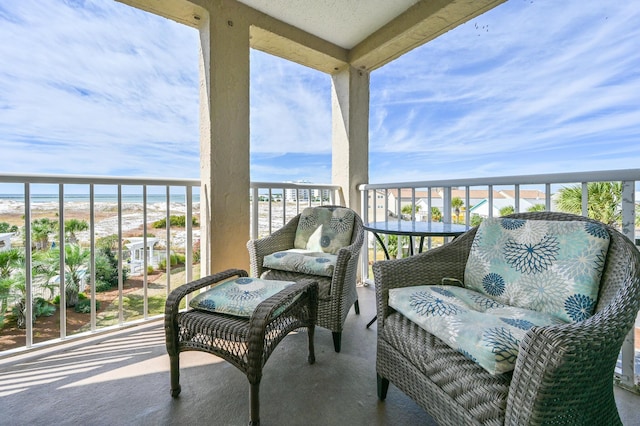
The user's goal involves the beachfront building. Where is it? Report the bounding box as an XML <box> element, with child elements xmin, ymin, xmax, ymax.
<box><xmin>125</xmin><ymin>237</ymin><xmax>160</xmax><ymax>275</ymax></box>
<box><xmin>0</xmin><ymin>233</ymin><xmax>12</xmax><ymax>252</ymax></box>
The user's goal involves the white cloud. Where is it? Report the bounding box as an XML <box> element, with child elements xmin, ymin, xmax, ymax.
<box><xmin>0</xmin><ymin>0</ymin><xmax>639</xmax><ymax>186</ymax></box>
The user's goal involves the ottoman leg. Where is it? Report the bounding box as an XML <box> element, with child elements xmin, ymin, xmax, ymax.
<box><xmin>249</xmin><ymin>382</ymin><xmax>260</xmax><ymax>426</ymax></box>
<box><xmin>169</xmin><ymin>354</ymin><xmax>181</xmax><ymax>397</ymax></box>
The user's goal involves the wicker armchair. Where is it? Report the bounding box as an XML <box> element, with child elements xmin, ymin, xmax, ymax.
<box><xmin>374</xmin><ymin>212</ymin><xmax>640</xmax><ymax>425</ymax></box>
<box><xmin>247</xmin><ymin>205</ymin><xmax>364</xmax><ymax>352</ymax></box>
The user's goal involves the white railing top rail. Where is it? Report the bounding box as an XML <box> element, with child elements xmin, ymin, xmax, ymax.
<box><xmin>250</xmin><ymin>181</ymin><xmax>342</xmax><ymax>191</ymax></box>
<box><xmin>0</xmin><ymin>172</ymin><xmax>199</xmax><ymax>187</ymax></box>
<box><xmin>359</xmin><ymin>168</ymin><xmax>640</xmax><ymax>190</ymax></box>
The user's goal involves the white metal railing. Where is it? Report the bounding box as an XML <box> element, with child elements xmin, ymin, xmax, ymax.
<box><xmin>249</xmin><ymin>181</ymin><xmax>344</xmax><ymax>240</ymax></box>
<box><xmin>0</xmin><ymin>173</ymin><xmax>199</xmax><ymax>355</ymax></box>
<box><xmin>0</xmin><ymin>175</ymin><xmax>344</xmax><ymax>356</ymax></box>
<box><xmin>359</xmin><ymin>168</ymin><xmax>639</xmax><ymax>390</ymax></box>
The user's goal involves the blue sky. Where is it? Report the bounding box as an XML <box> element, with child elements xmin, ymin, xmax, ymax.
<box><xmin>1</xmin><ymin>0</ymin><xmax>639</xmax><ymax>187</ymax></box>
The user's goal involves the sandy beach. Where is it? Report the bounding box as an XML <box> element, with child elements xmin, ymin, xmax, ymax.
<box><xmin>0</xmin><ymin>198</ymin><xmax>303</xmax><ymax>249</ymax></box>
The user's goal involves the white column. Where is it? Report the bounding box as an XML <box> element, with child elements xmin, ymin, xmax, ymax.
<box><xmin>199</xmin><ymin>8</ymin><xmax>251</xmax><ymax>275</ymax></box>
<box><xmin>331</xmin><ymin>66</ymin><xmax>370</xmax><ymax>212</ymax></box>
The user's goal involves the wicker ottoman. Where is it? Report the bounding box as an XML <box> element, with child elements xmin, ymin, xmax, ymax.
<box><xmin>164</xmin><ymin>269</ymin><xmax>318</xmax><ymax>426</ymax></box>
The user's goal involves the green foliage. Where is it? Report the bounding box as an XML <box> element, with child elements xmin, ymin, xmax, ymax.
<box><xmin>431</xmin><ymin>207</ymin><xmax>442</xmax><ymax>222</ymax></box>
<box><xmin>375</xmin><ymin>234</ymin><xmax>411</xmax><ymax>259</ymax></box>
<box><xmin>30</xmin><ymin>217</ymin><xmax>58</xmax><ymax>250</ymax></box>
<box><xmin>556</xmin><ymin>182</ymin><xmax>622</xmax><ymax>225</ymax></box>
<box><xmin>94</xmin><ymin>247</ymin><xmax>126</xmax><ymax>291</ymax></box>
<box><xmin>152</xmin><ymin>215</ymin><xmax>199</xmax><ymax>229</ymax></box>
<box><xmin>97</xmin><ymin>234</ymin><xmax>119</xmax><ymax>251</ymax></box>
<box><xmin>95</xmin><ymin>280</ymin><xmax>113</xmax><ymax>292</ymax></box>
<box><xmin>193</xmin><ymin>240</ymin><xmax>201</xmax><ymax>263</ymax></box>
<box><xmin>401</xmin><ymin>204</ymin><xmax>420</xmax><ymax>215</ymax></box>
<box><xmin>74</xmin><ymin>298</ymin><xmax>100</xmax><ymax>314</ymax></box>
<box><xmin>158</xmin><ymin>253</ymin><xmax>186</xmax><ymax>270</ymax></box>
<box><xmin>0</xmin><ymin>222</ymin><xmax>18</xmax><ymax>233</ymax></box>
<box><xmin>64</xmin><ymin>219</ymin><xmax>88</xmax><ymax>244</ymax></box>
<box><xmin>499</xmin><ymin>205</ymin><xmax>515</xmax><ymax>216</ymax></box>
<box><xmin>33</xmin><ymin>297</ymin><xmax>55</xmax><ymax>317</ymax></box>
<box><xmin>527</xmin><ymin>203</ymin><xmax>546</xmax><ymax>212</ymax></box>
<box><xmin>470</xmin><ymin>215</ymin><xmax>484</xmax><ymax>227</ymax></box>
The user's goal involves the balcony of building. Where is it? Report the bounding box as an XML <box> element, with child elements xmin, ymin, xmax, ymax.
<box><xmin>2</xmin><ymin>1</ymin><xmax>639</xmax><ymax>424</ymax></box>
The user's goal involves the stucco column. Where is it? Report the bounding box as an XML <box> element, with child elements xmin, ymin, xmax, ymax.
<box><xmin>199</xmin><ymin>7</ymin><xmax>250</xmax><ymax>275</ymax></box>
<box><xmin>331</xmin><ymin>66</ymin><xmax>369</xmax><ymax>213</ymax></box>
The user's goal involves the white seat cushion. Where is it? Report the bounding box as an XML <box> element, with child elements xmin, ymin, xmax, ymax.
<box><xmin>263</xmin><ymin>249</ymin><xmax>337</xmax><ymax>277</ymax></box>
<box><xmin>189</xmin><ymin>277</ymin><xmax>296</xmax><ymax>317</ymax></box>
<box><xmin>389</xmin><ymin>285</ymin><xmax>566</xmax><ymax>374</ymax></box>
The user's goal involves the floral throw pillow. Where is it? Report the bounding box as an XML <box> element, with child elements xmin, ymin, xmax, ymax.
<box><xmin>189</xmin><ymin>277</ymin><xmax>296</xmax><ymax>317</ymax></box>
<box><xmin>464</xmin><ymin>217</ymin><xmax>610</xmax><ymax>323</ymax></box>
<box><xmin>294</xmin><ymin>207</ymin><xmax>355</xmax><ymax>254</ymax></box>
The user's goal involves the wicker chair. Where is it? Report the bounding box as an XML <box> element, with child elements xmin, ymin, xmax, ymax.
<box><xmin>374</xmin><ymin>212</ymin><xmax>640</xmax><ymax>425</ymax></box>
<box><xmin>247</xmin><ymin>205</ymin><xmax>364</xmax><ymax>352</ymax></box>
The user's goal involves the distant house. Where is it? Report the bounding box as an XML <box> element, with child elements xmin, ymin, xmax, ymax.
<box><xmin>0</xmin><ymin>233</ymin><xmax>12</xmax><ymax>252</ymax></box>
<box><xmin>125</xmin><ymin>237</ymin><xmax>160</xmax><ymax>275</ymax></box>
<box><xmin>368</xmin><ymin>187</ymin><xmax>547</xmax><ymax>221</ymax></box>
<box><xmin>470</xmin><ymin>198</ymin><xmax>534</xmax><ymax>217</ymax></box>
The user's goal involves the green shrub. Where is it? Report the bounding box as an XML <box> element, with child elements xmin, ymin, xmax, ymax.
<box><xmin>74</xmin><ymin>298</ymin><xmax>100</xmax><ymax>313</ymax></box>
<box><xmin>152</xmin><ymin>215</ymin><xmax>199</xmax><ymax>229</ymax></box>
<box><xmin>158</xmin><ymin>253</ymin><xmax>186</xmax><ymax>270</ymax></box>
<box><xmin>95</xmin><ymin>280</ymin><xmax>113</xmax><ymax>292</ymax></box>
<box><xmin>33</xmin><ymin>297</ymin><xmax>56</xmax><ymax>317</ymax></box>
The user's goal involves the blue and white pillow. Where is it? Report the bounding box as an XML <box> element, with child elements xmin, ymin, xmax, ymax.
<box><xmin>189</xmin><ymin>277</ymin><xmax>296</xmax><ymax>317</ymax></box>
<box><xmin>294</xmin><ymin>207</ymin><xmax>355</xmax><ymax>254</ymax></box>
<box><xmin>464</xmin><ymin>218</ymin><xmax>610</xmax><ymax>323</ymax></box>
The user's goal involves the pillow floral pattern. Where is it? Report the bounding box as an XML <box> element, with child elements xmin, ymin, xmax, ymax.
<box><xmin>189</xmin><ymin>277</ymin><xmax>296</xmax><ymax>317</ymax></box>
<box><xmin>263</xmin><ymin>249</ymin><xmax>337</xmax><ymax>277</ymax></box>
<box><xmin>294</xmin><ymin>207</ymin><xmax>355</xmax><ymax>254</ymax></box>
<box><xmin>389</xmin><ymin>285</ymin><xmax>566</xmax><ymax>374</ymax></box>
<box><xmin>464</xmin><ymin>218</ymin><xmax>610</xmax><ymax>323</ymax></box>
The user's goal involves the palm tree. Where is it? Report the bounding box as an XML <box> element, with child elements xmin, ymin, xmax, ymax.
<box><xmin>431</xmin><ymin>207</ymin><xmax>442</xmax><ymax>222</ymax></box>
<box><xmin>0</xmin><ymin>249</ymin><xmax>22</xmax><ymax>326</ymax></box>
<box><xmin>555</xmin><ymin>182</ymin><xmax>622</xmax><ymax>225</ymax></box>
<box><xmin>0</xmin><ymin>248</ymin><xmax>21</xmax><ymax>279</ymax></box>
<box><xmin>527</xmin><ymin>203</ymin><xmax>546</xmax><ymax>212</ymax></box>
<box><xmin>30</xmin><ymin>218</ymin><xmax>57</xmax><ymax>250</ymax></box>
<box><xmin>64</xmin><ymin>219</ymin><xmax>88</xmax><ymax>244</ymax></box>
<box><xmin>499</xmin><ymin>205</ymin><xmax>515</xmax><ymax>216</ymax></box>
<box><xmin>451</xmin><ymin>197</ymin><xmax>464</xmax><ymax>223</ymax></box>
<box><xmin>49</xmin><ymin>244</ymin><xmax>91</xmax><ymax>307</ymax></box>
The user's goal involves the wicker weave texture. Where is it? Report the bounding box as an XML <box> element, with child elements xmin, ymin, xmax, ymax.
<box><xmin>374</xmin><ymin>212</ymin><xmax>640</xmax><ymax>426</ymax></box>
<box><xmin>247</xmin><ymin>206</ymin><xmax>364</xmax><ymax>343</ymax></box>
<box><xmin>165</xmin><ymin>269</ymin><xmax>318</xmax><ymax>425</ymax></box>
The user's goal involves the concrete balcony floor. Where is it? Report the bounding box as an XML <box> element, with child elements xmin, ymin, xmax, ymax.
<box><xmin>1</xmin><ymin>285</ymin><xmax>638</xmax><ymax>426</ymax></box>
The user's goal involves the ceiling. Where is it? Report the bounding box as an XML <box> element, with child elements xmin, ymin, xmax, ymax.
<box><xmin>119</xmin><ymin>0</ymin><xmax>507</xmax><ymax>72</ymax></box>
<box><xmin>237</xmin><ymin>0</ymin><xmax>420</xmax><ymax>49</ymax></box>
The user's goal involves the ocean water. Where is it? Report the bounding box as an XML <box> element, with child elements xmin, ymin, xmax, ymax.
<box><xmin>0</xmin><ymin>193</ymin><xmax>200</xmax><ymax>204</ymax></box>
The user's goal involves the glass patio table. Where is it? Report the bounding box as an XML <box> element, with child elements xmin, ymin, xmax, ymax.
<box><xmin>363</xmin><ymin>220</ymin><xmax>471</xmax><ymax>327</ymax></box>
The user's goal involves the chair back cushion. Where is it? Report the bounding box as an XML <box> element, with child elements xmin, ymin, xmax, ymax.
<box><xmin>464</xmin><ymin>217</ymin><xmax>610</xmax><ymax>323</ymax></box>
<box><xmin>294</xmin><ymin>207</ymin><xmax>355</xmax><ymax>254</ymax></box>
